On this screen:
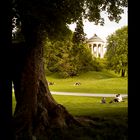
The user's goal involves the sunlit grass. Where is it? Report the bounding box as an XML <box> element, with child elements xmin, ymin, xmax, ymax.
<box><xmin>12</xmin><ymin>91</ymin><xmax>16</xmax><ymax>114</ymax></box>
<box><xmin>12</xmin><ymin>69</ymin><xmax>128</xmax><ymax>140</ymax></box>
<box><xmin>12</xmin><ymin>93</ymin><xmax>128</xmax><ymax>118</ymax></box>
<box><xmin>47</xmin><ymin>70</ymin><xmax>128</xmax><ymax>94</ymax></box>
<box><xmin>12</xmin><ymin>70</ymin><xmax>128</xmax><ymax>114</ymax></box>
<box><xmin>53</xmin><ymin>95</ymin><xmax>128</xmax><ymax>118</ymax></box>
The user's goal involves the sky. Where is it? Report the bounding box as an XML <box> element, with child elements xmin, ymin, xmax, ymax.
<box><xmin>69</xmin><ymin>8</ymin><xmax>128</xmax><ymax>42</ymax></box>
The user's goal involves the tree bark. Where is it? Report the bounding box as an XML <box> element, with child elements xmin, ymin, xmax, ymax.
<box><xmin>12</xmin><ymin>23</ymin><xmax>79</xmax><ymax>140</ymax></box>
<box><xmin>121</xmin><ymin>69</ymin><xmax>125</xmax><ymax>77</ymax></box>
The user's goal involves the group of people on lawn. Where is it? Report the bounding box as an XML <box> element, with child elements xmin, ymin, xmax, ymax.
<box><xmin>101</xmin><ymin>94</ymin><xmax>124</xmax><ymax>104</ymax></box>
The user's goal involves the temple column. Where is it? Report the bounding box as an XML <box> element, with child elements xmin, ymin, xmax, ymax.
<box><xmin>96</xmin><ymin>43</ymin><xmax>99</xmax><ymax>57</ymax></box>
<box><xmin>100</xmin><ymin>44</ymin><xmax>103</xmax><ymax>58</ymax></box>
<box><xmin>91</xmin><ymin>43</ymin><xmax>94</xmax><ymax>54</ymax></box>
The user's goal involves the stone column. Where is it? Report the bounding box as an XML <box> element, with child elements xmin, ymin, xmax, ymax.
<box><xmin>93</xmin><ymin>44</ymin><xmax>95</xmax><ymax>56</ymax></box>
<box><xmin>101</xmin><ymin>44</ymin><xmax>103</xmax><ymax>58</ymax></box>
<box><xmin>91</xmin><ymin>43</ymin><xmax>94</xmax><ymax>54</ymax></box>
<box><xmin>96</xmin><ymin>44</ymin><xmax>99</xmax><ymax>58</ymax></box>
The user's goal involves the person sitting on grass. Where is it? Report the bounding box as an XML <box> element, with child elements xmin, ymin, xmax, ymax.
<box><xmin>109</xmin><ymin>94</ymin><xmax>124</xmax><ymax>103</ymax></box>
<box><xmin>114</xmin><ymin>94</ymin><xmax>120</xmax><ymax>102</ymax></box>
<box><xmin>101</xmin><ymin>97</ymin><xmax>106</xmax><ymax>104</ymax></box>
<box><xmin>116</xmin><ymin>94</ymin><xmax>123</xmax><ymax>102</ymax></box>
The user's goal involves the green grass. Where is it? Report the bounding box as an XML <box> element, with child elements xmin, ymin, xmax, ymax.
<box><xmin>53</xmin><ymin>95</ymin><xmax>128</xmax><ymax>118</ymax></box>
<box><xmin>12</xmin><ymin>93</ymin><xmax>128</xmax><ymax>140</ymax></box>
<box><xmin>41</xmin><ymin>95</ymin><xmax>127</xmax><ymax>140</ymax></box>
<box><xmin>51</xmin><ymin>95</ymin><xmax>128</xmax><ymax>140</ymax></box>
<box><xmin>12</xmin><ymin>70</ymin><xmax>128</xmax><ymax>117</ymax></box>
<box><xmin>12</xmin><ymin>93</ymin><xmax>128</xmax><ymax>119</ymax></box>
<box><xmin>47</xmin><ymin>70</ymin><xmax>128</xmax><ymax>94</ymax></box>
<box><xmin>12</xmin><ymin>70</ymin><xmax>128</xmax><ymax>139</ymax></box>
<box><xmin>12</xmin><ymin>92</ymin><xmax>16</xmax><ymax>114</ymax></box>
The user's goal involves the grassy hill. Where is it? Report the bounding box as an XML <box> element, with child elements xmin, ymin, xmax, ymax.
<box><xmin>46</xmin><ymin>70</ymin><xmax>128</xmax><ymax>94</ymax></box>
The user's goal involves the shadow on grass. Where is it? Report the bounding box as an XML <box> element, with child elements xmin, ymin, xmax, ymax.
<box><xmin>37</xmin><ymin>115</ymin><xmax>128</xmax><ymax>140</ymax></box>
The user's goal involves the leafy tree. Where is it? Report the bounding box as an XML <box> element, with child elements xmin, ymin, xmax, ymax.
<box><xmin>6</xmin><ymin>0</ymin><xmax>128</xmax><ymax>139</ymax></box>
<box><xmin>44</xmin><ymin>38</ymin><xmax>77</xmax><ymax>78</ymax></box>
<box><xmin>72</xmin><ymin>17</ymin><xmax>86</xmax><ymax>45</ymax></box>
<box><xmin>92</xmin><ymin>57</ymin><xmax>108</xmax><ymax>71</ymax></box>
<box><xmin>71</xmin><ymin>43</ymin><xmax>96</xmax><ymax>72</ymax></box>
<box><xmin>105</xmin><ymin>26</ymin><xmax>128</xmax><ymax>77</ymax></box>
<box><xmin>44</xmin><ymin>39</ymin><xmax>95</xmax><ymax>78</ymax></box>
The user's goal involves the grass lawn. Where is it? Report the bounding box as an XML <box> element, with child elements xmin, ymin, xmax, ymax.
<box><xmin>12</xmin><ymin>94</ymin><xmax>128</xmax><ymax>118</ymax></box>
<box><xmin>53</xmin><ymin>95</ymin><xmax>128</xmax><ymax>118</ymax></box>
<box><xmin>46</xmin><ymin>70</ymin><xmax>128</xmax><ymax>94</ymax></box>
<box><xmin>50</xmin><ymin>95</ymin><xmax>128</xmax><ymax>140</ymax></box>
<box><xmin>12</xmin><ymin>93</ymin><xmax>128</xmax><ymax>140</ymax></box>
<box><xmin>12</xmin><ymin>70</ymin><xmax>128</xmax><ymax>139</ymax></box>
<box><xmin>52</xmin><ymin>95</ymin><xmax>128</xmax><ymax>140</ymax></box>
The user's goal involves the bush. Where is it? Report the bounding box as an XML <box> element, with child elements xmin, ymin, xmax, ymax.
<box><xmin>92</xmin><ymin>58</ymin><xmax>107</xmax><ymax>71</ymax></box>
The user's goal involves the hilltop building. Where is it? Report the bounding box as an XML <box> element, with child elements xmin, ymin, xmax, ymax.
<box><xmin>86</xmin><ymin>34</ymin><xmax>106</xmax><ymax>58</ymax></box>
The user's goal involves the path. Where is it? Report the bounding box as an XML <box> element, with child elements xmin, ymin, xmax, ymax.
<box><xmin>51</xmin><ymin>91</ymin><xmax>128</xmax><ymax>98</ymax></box>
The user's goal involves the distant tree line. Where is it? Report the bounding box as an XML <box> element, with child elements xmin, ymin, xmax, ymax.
<box><xmin>44</xmin><ymin>25</ymin><xmax>128</xmax><ymax>78</ymax></box>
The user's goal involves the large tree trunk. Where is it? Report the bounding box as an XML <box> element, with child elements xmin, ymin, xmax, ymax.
<box><xmin>12</xmin><ymin>22</ymin><xmax>79</xmax><ymax>140</ymax></box>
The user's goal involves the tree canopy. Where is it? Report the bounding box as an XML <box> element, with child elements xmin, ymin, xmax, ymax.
<box><xmin>72</xmin><ymin>17</ymin><xmax>86</xmax><ymax>45</ymax></box>
<box><xmin>44</xmin><ymin>36</ymin><xmax>97</xmax><ymax>78</ymax></box>
<box><xmin>105</xmin><ymin>26</ymin><xmax>128</xmax><ymax>77</ymax></box>
<box><xmin>13</xmin><ymin>0</ymin><xmax>128</xmax><ymax>40</ymax></box>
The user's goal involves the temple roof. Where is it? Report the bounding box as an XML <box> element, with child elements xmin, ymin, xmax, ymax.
<box><xmin>87</xmin><ymin>34</ymin><xmax>104</xmax><ymax>43</ymax></box>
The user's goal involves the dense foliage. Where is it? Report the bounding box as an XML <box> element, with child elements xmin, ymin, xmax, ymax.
<box><xmin>43</xmin><ymin>36</ymin><xmax>99</xmax><ymax>78</ymax></box>
<box><xmin>72</xmin><ymin>17</ymin><xmax>86</xmax><ymax>45</ymax></box>
<box><xmin>105</xmin><ymin>26</ymin><xmax>128</xmax><ymax>77</ymax></box>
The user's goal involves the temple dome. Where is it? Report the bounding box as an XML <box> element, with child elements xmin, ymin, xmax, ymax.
<box><xmin>87</xmin><ymin>34</ymin><xmax>104</xmax><ymax>43</ymax></box>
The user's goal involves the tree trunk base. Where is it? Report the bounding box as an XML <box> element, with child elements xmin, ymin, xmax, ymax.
<box><xmin>14</xmin><ymin>77</ymin><xmax>82</xmax><ymax>140</ymax></box>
